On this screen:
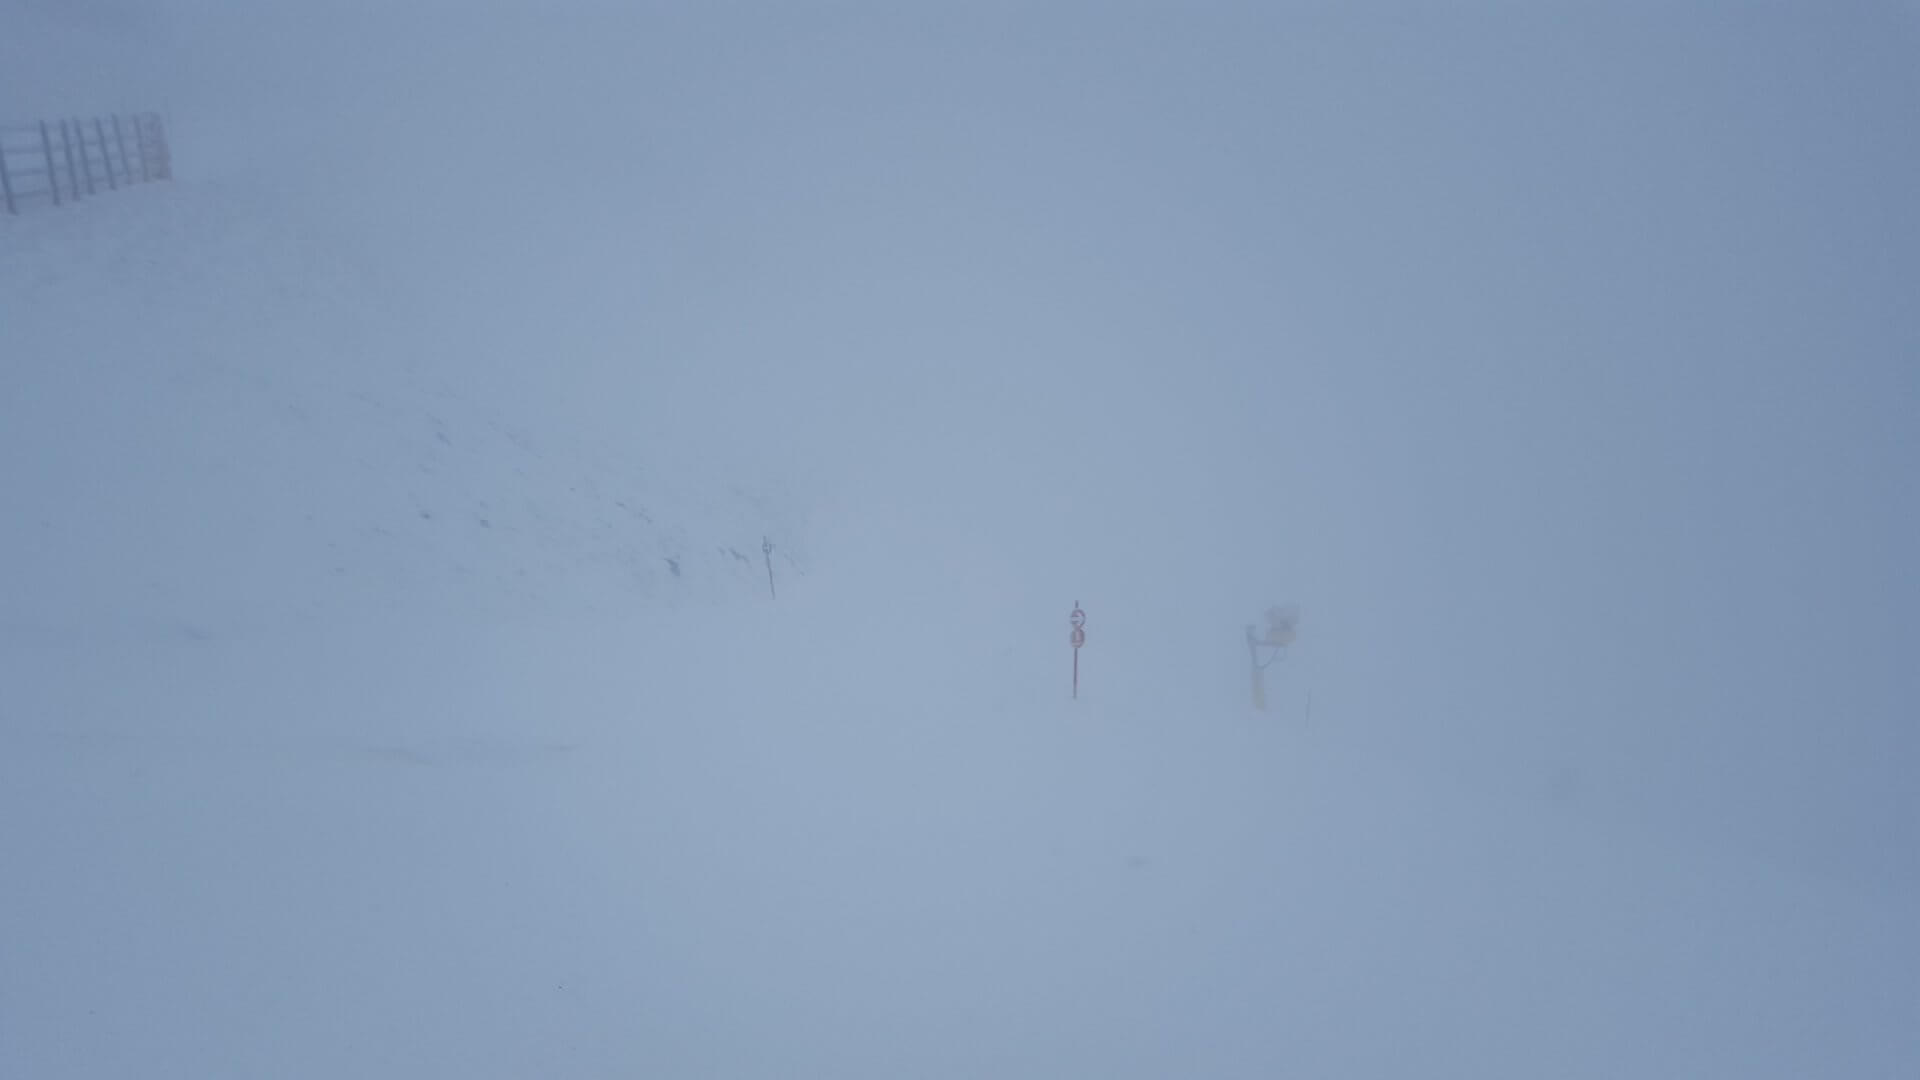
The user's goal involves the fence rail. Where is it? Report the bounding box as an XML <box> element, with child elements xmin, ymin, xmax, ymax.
<box><xmin>0</xmin><ymin>112</ymin><xmax>170</xmax><ymax>215</ymax></box>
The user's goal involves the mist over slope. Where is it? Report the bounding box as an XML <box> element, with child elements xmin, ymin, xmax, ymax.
<box><xmin>3</xmin><ymin>3</ymin><xmax>1918</xmax><ymax>1077</ymax></box>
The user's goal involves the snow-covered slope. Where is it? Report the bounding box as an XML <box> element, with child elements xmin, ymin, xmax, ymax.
<box><xmin>4</xmin><ymin>4</ymin><xmax>1918</xmax><ymax>1078</ymax></box>
<box><xmin>4</xmin><ymin>536</ymin><xmax>1913</xmax><ymax>1080</ymax></box>
<box><xmin>4</xmin><ymin>185</ymin><xmax>1914</xmax><ymax>1079</ymax></box>
<box><xmin>0</xmin><ymin>183</ymin><xmax>800</xmax><ymax>636</ymax></box>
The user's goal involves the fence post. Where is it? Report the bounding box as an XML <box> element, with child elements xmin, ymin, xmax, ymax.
<box><xmin>131</xmin><ymin>115</ymin><xmax>148</xmax><ymax>182</ymax></box>
<box><xmin>60</xmin><ymin>119</ymin><xmax>80</xmax><ymax>200</ymax></box>
<box><xmin>75</xmin><ymin>118</ymin><xmax>96</xmax><ymax>195</ymax></box>
<box><xmin>0</xmin><ymin>137</ymin><xmax>16</xmax><ymax>215</ymax></box>
<box><xmin>93</xmin><ymin>118</ymin><xmax>117</xmax><ymax>190</ymax></box>
<box><xmin>39</xmin><ymin>120</ymin><xmax>59</xmax><ymax>206</ymax></box>
<box><xmin>111</xmin><ymin>115</ymin><xmax>132</xmax><ymax>184</ymax></box>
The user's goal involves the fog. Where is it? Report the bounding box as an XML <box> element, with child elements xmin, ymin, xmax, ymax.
<box><xmin>5</xmin><ymin>1</ymin><xmax>1917</xmax><ymax>1075</ymax></box>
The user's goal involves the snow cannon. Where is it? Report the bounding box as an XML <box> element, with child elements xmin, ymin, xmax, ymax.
<box><xmin>1261</xmin><ymin>605</ymin><xmax>1300</xmax><ymax>648</ymax></box>
<box><xmin>1246</xmin><ymin>604</ymin><xmax>1300</xmax><ymax>711</ymax></box>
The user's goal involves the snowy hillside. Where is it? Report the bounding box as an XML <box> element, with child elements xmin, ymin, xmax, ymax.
<box><xmin>4</xmin><ymin>3</ymin><xmax>1918</xmax><ymax>1078</ymax></box>
<box><xmin>0</xmin><ymin>183</ymin><xmax>801</xmax><ymax>635</ymax></box>
<box><xmin>5</xmin><ymin>179</ymin><xmax>1915</xmax><ymax>1079</ymax></box>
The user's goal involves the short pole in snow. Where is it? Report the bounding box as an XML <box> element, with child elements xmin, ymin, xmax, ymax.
<box><xmin>1246</xmin><ymin>605</ymin><xmax>1300</xmax><ymax>712</ymax></box>
<box><xmin>60</xmin><ymin>119</ymin><xmax>80</xmax><ymax>201</ymax></box>
<box><xmin>40</xmin><ymin>121</ymin><xmax>61</xmax><ymax>207</ymax></box>
<box><xmin>763</xmin><ymin>537</ymin><xmax>776</xmax><ymax>600</ymax></box>
<box><xmin>1070</xmin><ymin>603</ymin><xmax>1086</xmax><ymax>699</ymax></box>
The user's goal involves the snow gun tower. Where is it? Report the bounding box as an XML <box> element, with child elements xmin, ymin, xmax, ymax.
<box><xmin>1245</xmin><ymin>604</ymin><xmax>1299</xmax><ymax>711</ymax></box>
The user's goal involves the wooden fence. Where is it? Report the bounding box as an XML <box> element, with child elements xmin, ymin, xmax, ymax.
<box><xmin>0</xmin><ymin>112</ymin><xmax>171</xmax><ymax>215</ymax></box>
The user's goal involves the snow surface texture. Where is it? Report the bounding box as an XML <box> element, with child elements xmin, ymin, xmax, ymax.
<box><xmin>5</xmin><ymin>4</ymin><xmax>1919</xmax><ymax>1079</ymax></box>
